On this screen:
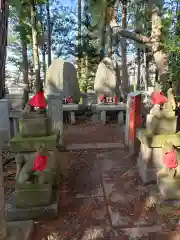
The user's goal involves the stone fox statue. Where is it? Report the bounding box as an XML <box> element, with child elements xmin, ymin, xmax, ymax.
<box><xmin>16</xmin><ymin>145</ymin><xmax>57</xmax><ymax>185</ymax></box>
<box><xmin>157</xmin><ymin>142</ymin><xmax>180</xmax><ymax>178</ymax></box>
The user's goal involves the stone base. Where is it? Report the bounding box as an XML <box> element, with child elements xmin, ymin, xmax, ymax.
<box><xmin>157</xmin><ymin>176</ymin><xmax>180</xmax><ymax>200</ymax></box>
<box><xmin>137</xmin><ymin>154</ymin><xmax>156</xmax><ymax>184</ymax></box>
<box><xmin>156</xmin><ymin>198</ymin><xmax>180</xmax><ymax>216</ymax></box>
<box><xmin>6</xmin><ymin>190</ymin><xmax>59</xmax><ymax>221</ymax></box>
<box><xmin>136</xmin><ymin>143</ymin><xmax>163</xmax><ymax>184</ymax></box>
<box><xmin>10</xmin><ymin>133</ymin><xmax>57</xmax><ymax>152</ymax></box>
<box><xmin>136</xmin><ymin>128</ymin><xmax>180</xmax><ymax>148</ymax></box>
<box><xmin>5</xmin><ymin>220</ymin><xmax>33</xmax><ymax>240</ymax></box>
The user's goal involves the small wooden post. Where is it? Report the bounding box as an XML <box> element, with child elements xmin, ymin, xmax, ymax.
<box><xmin>125</xmin><ymin>92</ymin><xmax>142</xmax><ymax>154</ymax></box>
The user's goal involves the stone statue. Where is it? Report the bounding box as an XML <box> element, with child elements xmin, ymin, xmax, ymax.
<box><xmin>157</xmin><ymin>142</ymin><xmax>180</xmax><ymax>178</ymax></box>
<box><xmin>146</xmin><ymin>84</ymin><xmax>177</xmax><ymax>135</ymax></box>
<box><xmin>45</xmin><ymin>59</ymin><xmax>80</xmax><ymax>103</ymax></box>
<box><xmin>16</xmin><ymin>145</ymin><xmax>57</xmax><ymax>185</ymax></box>
<box><xmin>94</xmin><ymin>57</ymin><xmax>123</xmax><ymax>103</ymax></box>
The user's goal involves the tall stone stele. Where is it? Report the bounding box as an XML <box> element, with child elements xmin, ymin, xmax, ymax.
<box><xmin>94</xmin><ymin>57</ymin><xmax>123</xmax><ymax>103</ymax></box>
<box><xmin>45</xmin><ymin>59</ymin><xmax>80</xmax><ymax>103</ymax></box>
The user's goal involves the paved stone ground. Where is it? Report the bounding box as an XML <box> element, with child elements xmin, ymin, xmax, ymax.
<box><xmin>4</xmin><ymin>123</ymin><xmax>180</xmax><ymax>239</ymax></box>
<box><xmin>32</xmin><ymin>147</ymin><xmax>180</xmax><ymax>239</ymax></box>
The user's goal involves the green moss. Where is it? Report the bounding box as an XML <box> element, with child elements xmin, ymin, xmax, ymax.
<box><xmin>10</xmin><ymin>133</ymin><xmax>57</xmax><ymax>152</ymax></box>
<box><xmin>11</xmin><ymin>133</ymin><xmax>56</xmax><ymax>142</ymax></box>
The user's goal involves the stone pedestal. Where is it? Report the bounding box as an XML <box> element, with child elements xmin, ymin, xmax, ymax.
<box><xmin>6</xmin><ymin>191</ymin><xmax>59</xmax><ymax>221</ymax></box>
<box><xmin>15</xmin><ymin>183</ymin><xmax>53</xmax><ymax>208</ymax></box>
<box><xmin>137</xmin><ymin>143</ymin><xmax>163</xmax><ymax>184</ymax></box>
<box><xmin>10</xmin><ymin>133</ymin><xmax>57</xmax><ymax>152</ymax></box>
<box><xmin>157</xmin><ymin>176</ymin><xmax>180</xmax><ymax>200</ymax></box>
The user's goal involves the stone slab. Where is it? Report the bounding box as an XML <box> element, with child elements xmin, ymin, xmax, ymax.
<box><xmin>120</xmin><ymin>225</ymin><xmax>162</xmax><ymax>238</ymax></box>
<box><xmin>63</xmin><ymin>104</ymin><xmax>79</xmax><ymax>111</ymax></box>
<box><xmin>137</xmin><ymin>128</ymin><xmax>180</xmax><ymax>148</ymax></box>
<box><xmin>95</xmin><ymin>103</ymin><xmax>126</xmax><ymax>111</ymax></box>
<box><xmin>5</xmin><ymin>220</ymin><xmax>33</xmax><ymax>240</ymax></box>
<box><xmin>6</xmin><ymin>191</ymin><xmax>59</xmax><ymax>221</ymax></box>
<box><xmin>10</xmin><ymin>133</ymin><xmax>57</xmax><ymax>152</ymax></box>
<box><xmin>66</xmin><ymin>142</ymin><xmax>125</xmax><ymax>150</ymax></box>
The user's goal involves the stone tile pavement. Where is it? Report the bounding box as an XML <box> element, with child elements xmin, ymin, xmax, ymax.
<box><xmin>32</xmin><ymin>146</ymin><xmax>179</xmax><ymax>239</ymax></box>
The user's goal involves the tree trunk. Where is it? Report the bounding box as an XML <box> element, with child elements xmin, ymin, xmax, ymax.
<box><xmin>150</xmin><ymin>3</ymin><xmax>168</xmax><ymax>84</ymax></box>
<box><xmin>108</xmin><ymin>27</ymin><xmax>112</xmax><ymax>57</ymax></box>
<box><xmin>0</xmin><ymin>0</ymin><xmax>8</xmax><ymax>99</ymax></box>
<box><xmin>21</xmin><ymin>37</ymin><xmax>29</xmax><ymax>108</ymax></box>
<box><xmin>40</xmin><ymin>5</ymin><xmax>46</xmax><ymax>81</ymax></box>
<box><xmin>77</xmin><ymin>0</ymin><xmax>82</xmax><ymax>80</ymax></box>
<box><xmin>109</xmin><ymin>1</ymin><xmax>168</xmax><ymax>85</ymax></box>
<box><xmin>136</xmin><ymin>48</ymin><xmax>141</xmax><ymax>90</ymax></box>
<box><xmin>46</xmin><ymin>0</ymin><xmax>51</xmax><ymax>67</ymax></box>
<box><xmin>30</xmin><ymin>1</ymin><xmax>42</xmax><ymax>92</ymax></box>
<box><xmin>120</xmin><ymin>1</ymin><xmax>129</xmax><ymax>96</ymax></box>
<box><xmin>144</xmin><ymin>47</ymin><xmax>148</xmax><ymax>91</ymax></box>
<box><xmin>100</xmin><ymin>6</ymin><xmax>107</xmax><ymax>61</ymax></box>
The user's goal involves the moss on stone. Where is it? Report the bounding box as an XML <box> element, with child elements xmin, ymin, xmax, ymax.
<box><xmin>10</xmin><ymin>133</ymin><xmax>57</xmax><ymax>152</ymax></box>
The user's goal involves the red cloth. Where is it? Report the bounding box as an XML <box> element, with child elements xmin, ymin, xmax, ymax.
<box><xmin>32</xmin><ymin>153</ymin><xmax>48</xmax><ymax>171</ymax></box>
<box><xmin>163</xmin><ymin>150</ymin><xmax>178</xmax><ymax>168</ymax></box>
<box><xmin>114</xmin><ymin>96</ymin><xmax>118</xmax><ymax>103</ymax></box>
<box><xmin>151</xmin><ymin>92</ymin><xmax>168</xmax><ymax>105</ymax></box>
<box><xmin>29</xmin><ymin>91</ymin><xmax>47</xmax><ymax>109</ymax></box>
<box><xmin>100</xmin><ymin>95</ymin><xmax>105</xmax><ymax>102</ymax></box>
<box><xmin>66</xmin><ymin>96</ymin><xmax>72</xmax><ymax>103</ymax></box>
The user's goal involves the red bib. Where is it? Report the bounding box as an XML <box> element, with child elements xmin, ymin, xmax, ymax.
<box><xmin>151</xmin><ymin>92</ymin><xmax>168</xmax><ymax>105</ymax></box>
<box><xmin>33</xmin><ymin>153</ymin><xmax>48</xmax><ymax>171</ymax></box>
<box><xmin>163</xmin><ymin>150</ymin><xmax>178</xmax><ymax>169</ymax></box>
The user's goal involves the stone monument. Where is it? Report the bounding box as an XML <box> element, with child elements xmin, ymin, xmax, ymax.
<box><xmin>93</xmin><ymin>57</ymin><xmax>125</xmax><ymax>124</ymax></box>
<box><xmin>136</xmin><ymin>83</ymin><xmax>179</xmax><ymax>186</ymax></box>
<box><xmin>7</xmin><ymin>91</ymin><xmax>60</xmax><ymax>221</ymax></box>
<box><xmin>45</xmin><ymin>59</ymin><xmax>80</xmax><ymax>104</ymax></box>
<box><xmin>94</xmin><ymin>57</ymin><xmax>123</xmax><ymax>104</ymax></box>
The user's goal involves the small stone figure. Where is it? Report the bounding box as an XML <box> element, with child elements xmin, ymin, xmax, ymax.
<box><xmin>16</xmin><ymin>145</ymin><xmax>54</xmax><ymax>185</ymax></box>
<box><xmin>157</xmin><ymin>142</ymin><xmax>180</xmax><ymax>178</ymax></box>
<box><xmin>146</xmin><ymin>83</ymin><xmax>176</xmax><ymax>135</ymax></box>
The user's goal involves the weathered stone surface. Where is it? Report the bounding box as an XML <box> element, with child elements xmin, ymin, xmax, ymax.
<box><xmin>19</xmin><ymin>117</ymin><xmax>50</xmax><ymax>137</ymax></box>
<box><xmin>15</xmin><ymin>183</ymin><xmax>52</xmax><ymax>208</ymax></box>
<box><xmin>120</xmin><ymin>225</ymin><xmax>162</xmax><ymax>238</ymax></box>
<box><xmin>137</xmin><ymin>128</ymin><xmax>180</xmax><ymax>147</ymax></box>
<box><xmin>94</xmin><ymin>58</ymin><xmax>122</xmax><ymax>101</ymax></box>
<box><xmin>45</xmin><ymin>59</ymin><xmax>80</xmax><ymax>103</ymax></box>
<box><xmin>157</xmin><ymin>176</ymin><xmax>180</xmax><ymax>200</ymax></box>
<box><xmin>154</xmin><ymin>116</ymin><xmax>177</xmax><ymax>134</ymax></box>
<box><xmin>137</xmin><ymin>143</ymin><xmax>163</xmax><ymax>184</ymax></box>
<box><xmin>6</xmin><ymin>191</ymin><xmax>59</xmax><ymax>221</ymax></box>
<box><xmin>156</xmin><ymin>198</ymin><xmax>180</xmax><ymax>215</ymax></box>
<box><xmin>0</xmin><ymin>99</ymin><xmax>11</xmax><ymax>146</ymax></box>
<box><xmin>47</xmin><ymin>95</ymin><xmax>63</xmax><ymax>145</ymax></box>
<box><xmin>10</xmin><ymin>133</ymin><xmax>57</xmax><ymax>152</ymax></box>
<box><xmin>5</xmin><ymin>220</ymin><xmax>33</xmax><ymax>240</ymax></box>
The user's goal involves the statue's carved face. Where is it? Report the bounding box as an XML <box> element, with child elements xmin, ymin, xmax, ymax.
<box><xmin>37</xmin><ymin>144</ymin><xmax>48</xmax><ymax>156</ymax></box>
<box><xmin>162</xmin><ymin>142</ymin><xmax>174</xmax><ymax>154</ymax></box>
